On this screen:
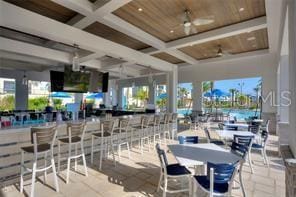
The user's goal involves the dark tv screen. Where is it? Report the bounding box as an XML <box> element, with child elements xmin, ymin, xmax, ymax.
<box><xmin>50</xmin><ymin>71</ymin><xmax>64</xmax><ymax>92</ymax></box>
<box><xmin>63</xmin><ymin>66</ymin><xmax>90</xmax><ymax>93</ymax></box>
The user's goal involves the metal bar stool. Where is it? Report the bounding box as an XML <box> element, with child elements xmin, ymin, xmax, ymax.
<box><xmin>57</xmin><ymin>122</ymin><xmax>88</xmax><ymax>184</ymax></box>
<box><xmin>160</xmin><ymin>114</ymin><xmax>171</xmax><ymax>145</ymax></box>
<box><xmin>113</xmin><ymin>118</ymin><xmax>131</xmax><ymax>162</ymax></box>
<box><xmin>131</xmin><ymin>116</ymin><xmax>151</xmax><ymax>155</ymax></box>
<box><xmin>20</xmin><ymin>125</ymin><xmax>59</xmax><ymax>197</ymax></box>
<box><xmin>150</xmin><ymin>115</ymin><xmax>161</xmax><ymax>148</ymax></box>
<box><xmin>169</xmin><ymin>113</ymin><xmax>178</xmax><ymax>140</ymax></box>
<box><xmin>91</xmin><ymin>120</ymin><xmax>116</xmax><ymax>170</ymax></box>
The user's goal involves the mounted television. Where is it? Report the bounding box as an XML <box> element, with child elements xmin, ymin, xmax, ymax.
<box><xmin>63</xmin><ymin>66</ymin><xmax>90</xmax><ymax>93</ymax></box>
<box><xmin>50</xmin><ymin>71</ymin><xmax>64</xmax><ymax>92</ymax></box>
<box><xmin>89</xmin><ymin>71</ymin><xmax>109</xmax><ymax>93</ymax></box>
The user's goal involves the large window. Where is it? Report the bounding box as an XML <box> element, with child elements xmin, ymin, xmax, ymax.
<box><xmin>28</xmin><ymin>81</ymin><xmax>50</xmax><ymax>111</ymax></box>
<box><xmin>156</xmin><ymin>84</ymin><xmax>167</xmax><ymax>112</ymax></box>
<box><xmin>122</xmin><ymin>86</ymin><xmax>149</xmax><ymax>110</ymax></box>
<box><xmin>0</xmin><ymin>78</ymin><xmax>15</xmax><ymax>111</ymax></box>
<box><xmin>202</xmin><ymin>77</ymin><xmax>262</xmax><ymax>120</ymax></box>
<box><xmin>177</xmin><ymin>83</ymin><xmax>192</xmax><ymax>115</ymax></box>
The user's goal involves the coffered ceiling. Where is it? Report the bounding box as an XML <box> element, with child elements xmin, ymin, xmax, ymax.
<box><xmin>1</xmin><ymin>0</ymin><xmax>271</xmax><ymax>74</ymax></box>
<box><xmin>113</xmin><ymin>0</ymin><xmax>266</xmax><ymax>42</ymax></box>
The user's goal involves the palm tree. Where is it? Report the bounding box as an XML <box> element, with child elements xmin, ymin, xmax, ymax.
<box><xmin>178</xmin><ymin>87</ymin><xmax>189</xmax><ymax>108</ymax></box>
<box><xmin>229</xmin><ymin>88</ymin><xmax>237</xmax><ymax>107</ymax></box>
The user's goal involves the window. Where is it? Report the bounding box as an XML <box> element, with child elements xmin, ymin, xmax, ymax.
<box><xmin>122</xmin><ymin>86</ymin><xmax>149</xmax><ymax>110</ymax></box>
<box><xmin>0</xmin><ymin>78</ymin><xmax>15</xmax><ymax>111</ymax></box>
<box><xmin>156</xmin><ymin>84</ymin><xmax>167</xmax><ymax>112</ymax></box>
<box><xmin>177</xmin><ymin>83</ymin><xmax>192</xmax><ymax>115</ymax></box>
<box><xmin>202</xmin><ymin>77</ymin><xmax>262</xmax><ymax>120</ymax></box>
<box><xmin>28</xmin><ymin>81</ymin><xmax>50</xmax><ymax>110</ymax></box>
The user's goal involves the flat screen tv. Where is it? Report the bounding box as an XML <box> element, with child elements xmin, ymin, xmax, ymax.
<box><xmin>63</xmin><ymin>66</ymin><xmax>90</xmax><ymax>93</ymax></box>
<box><xmin>50</xmin><ymin>71</ymin><xmax>64</xmax><ymax>92</ymax></box>
<box><xmin>89</xmin><ymin>71</ymin><xmax>109</xmax><ymax>93</ymax></box>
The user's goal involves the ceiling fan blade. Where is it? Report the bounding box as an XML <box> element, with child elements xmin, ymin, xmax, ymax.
<box><xmin>184</xmin><ymin>25</ymin><xmax>191</xmax><ymax>35</ymax></box>
<box><xmin>193</xmin><ymin>17</ymin><xmax>214</xmax><ymax>26</ymax></box>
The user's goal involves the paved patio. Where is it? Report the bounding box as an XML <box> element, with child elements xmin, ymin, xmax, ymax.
<box><xmin>1</xmin><ymin>127</ymin><xmax>285</xmax><ymax>197</ymax></box>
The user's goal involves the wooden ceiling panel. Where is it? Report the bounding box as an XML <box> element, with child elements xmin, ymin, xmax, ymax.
<box><xmin>152</xmin><ymin>52</ymin><xmax>185</xmax><ymax>64</ymax></box>
<box><xmin>3</xmin><ymin>0</ymin><xmax>78</xmax><ymax>23</ymax></box>
<box><xmin>114</xmin><ymin>0</ymin><xmax>266</xmax><ymax>42</ymax></box>
<box><xmin>84</xmin><ymin>22</ymin><xmax>150</xmax><ymax>50</ymax></box>
<box><xmin>179</xmin><ymin>28</ymin><xmax>269</xmax><ymax>60</ymax></box>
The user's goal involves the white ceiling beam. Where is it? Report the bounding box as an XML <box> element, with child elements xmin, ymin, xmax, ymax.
<box><xmin>166</xmin><ymin>49</ymin><xmax>199</xmax><ymax>65</ymax></box>
<box><xmin>81</xmin><ymin>59</ymin><xmax>102</xmax><ymax>69</ymax></box>
<box><xmin>80</xmin><ymin>52</ymin><xmax>105</xmax><ymax>63</ymax></box>
<box><xmin>1</xmin><ymin>1</ymin><xmax>173</xmax><ymax>72</ymax></box>
<box><xmin>143</xmin><ymin>16</ymin><xmax>267</xmax><ymax>54</ymax></box>
<box><xmin>0</xmin><ymin>37</ymin><xmax>71</xmax><ymax>64</ymax></box>
<box><xmin>0</xmin><ymin>58</ymin><xmax>50</xmax><ymax>71</ymax></box>
<box><xmin>51</xmin><ymin>0</ymin><xmax>94</xmax><ymax>16</ymax></box>
<box><xmin>0</xmin><ymin>50</ymin><xmax>62</xmax><ymax>66</ymax></box>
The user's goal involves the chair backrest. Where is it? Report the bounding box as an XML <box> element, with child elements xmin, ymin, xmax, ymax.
<box><xmin>155</xmin><ymin>143</ymin><xmax>168</xmax><ymax>172</ymax></box>
<box><xmin>218</xmin><ymin>123</ymin><xmax>224</xmax><ymax>130</ymax></box>
<box><xmin>141</xmin><ymin>116</ymin><xmax>150</xmax><ymax>128</ymax></box>
<box><xmin>119</xmin><ymin>118</ymin><xmax>130</xmax><ymax>132</ymax></box>
<box><xmin>163</xmin><ymin>113</ymin><xmax>170</xmax><ymax>124</ymax></box>
<box><xmin>102</xmin><ymin>120</ymin><xmax>115</xmax><ymax>134</ymax></box>
<box><xmin>67</xmin><ymin>122</ymin><xmax>86</xmax><ymax>138</ymax></box>
<box><xmin>248</xmin><ymin>125</ymin><xmax>259</xmax><ymax>134</ymax></box>
<box><xmin>204</xmin><ymin>128</ymin><xmax>211</xmax><ymax>141</ymax></box>
<box><xmin>207</xmin><ymin>162</ymin><xmax>236</xmax><ymax>184</ymax></box>
<box><xmin>171</xmin><ymin>113</ymin><xmax>178</xmax><ymax>123</ymax></box>
<box><xmin>264</xmin><ymin>119</ymin><xmax>270</xmax><ymax>133</ymax></box>
<box><xmin>178</xmin><ymin>136</ymin><xmax>198</xmax><ymax>144</ymax></box>
<box><xmin>153</xmin><ymin>115</ymin><xmax>161</xmax><ymax>126</ymax></box>
<box><xmin>230</xmin><ymin>142</ymin><xmax>248</xmax><ymax>160</ymax></box>
<box><xmin>31</xmin><ymin>125</ymin><xmax>57</xmax><ymax>146</ymax></box>
<box><xmin>261</xmin><ymin>130</ymin><xmax>269</xmax><ymax>144</ymax></box>
<box><xmin>233</xmin><ymin>135</ymin><xmax>254</xmax><ymax>148</ymax></box>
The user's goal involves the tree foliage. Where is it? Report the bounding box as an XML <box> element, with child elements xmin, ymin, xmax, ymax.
<box><xmin>0</xmin><ymin>95</ymin><xmax>15</xmax><ymax>111</ymax></box>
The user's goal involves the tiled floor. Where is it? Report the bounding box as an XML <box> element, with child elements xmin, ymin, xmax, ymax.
<box><xmin>1</xmin><ymin>127</ymin><xmax>285</xmax><ymax>197</ymax></box>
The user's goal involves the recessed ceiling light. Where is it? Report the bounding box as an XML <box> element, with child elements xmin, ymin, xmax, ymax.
<box><xmin>239</xmin><ymin>7</ymin><xmax>245</xmax><ymax>12</ymax></box>
<box><xmin>138</xmin><ymin>8</ymin><xmax>143</xmax><ymax>12</ymax></box>
<box><xmin>247</xmin><ymin>36</ymin><xmax>256</xmax><ymax>41</ymax></box>
<box><xmin>170</xmin><ymin>30</ymin><xmax>174</xmax><ymax>33</ymax></box>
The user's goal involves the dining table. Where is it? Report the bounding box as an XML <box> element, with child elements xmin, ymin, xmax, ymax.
<box><xmin>215</xmin><ymin>129</ymin><xmax>258</xmax><ymax>141</ymax></box>
<box><xmin>167</xmin><ymin>143</ymin><xmax>246</xmax><ymax>196</ymax></box>
<box><xmin>224</xmin><ymin>122</ymin><xmax>249</xmax><ymax>130</ymax></box>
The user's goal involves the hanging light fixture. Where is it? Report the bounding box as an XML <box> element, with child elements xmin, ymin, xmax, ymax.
<box><xmin>22</xmin><ymin>71</ymin><xmax>28</xmax><ymax>85</ymax></box>
<box><xmin>72</xmin><ymin>44</ymin><xmax>80</xmax><ymax>72</ymax></box>
<box><xmin>217</xmin><ymin>45</ymin><xmax>223</xmax><ymax>57</ymax></box>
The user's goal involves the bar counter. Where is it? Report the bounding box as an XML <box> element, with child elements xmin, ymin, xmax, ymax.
<box><xmin>0</xmin><ymin>114</ymin><xmax>147</xmax><ymax>186</ymax></box>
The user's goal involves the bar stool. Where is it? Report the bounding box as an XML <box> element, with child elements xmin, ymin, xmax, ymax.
<box><xmin>169</xmin><ymin>113</ymin><xmax>178</xmax><ymax>140</ymax></box>
<box><xmin>160</xmin><ymin>114</ymin><xmax>171</xmax><ymax>145</ymax></box>
<box><xmin>150</xmin><ymin>115</ymin><xmax>161</xmax><ymax>148</ymax></box>
<box><xmin>57</xmin><ymin>122</ymin><xmax>88</xmax><ymax>184</ymax></box>
<box><xmin>91</xmin><ymin>120</ymin><xmax>116</xmax><ymax>170</ymax></box>
<box><xmin>132</xmin><ymin>116</ymin><xmax>151</xmax><ymax>155</ymax></box>
<box><xmin>20</xmin><ymin>125</ymin><xmax>59</xmax><ymax>197</ymax></box>
<box><xmin>113</xmin><ymin>118</ymin><xmax>131</xmax><ymax>162</ymax></box>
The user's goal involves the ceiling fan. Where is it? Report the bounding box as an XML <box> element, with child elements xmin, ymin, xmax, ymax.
<box><xmin>178</xmin><ymin>9</ymin><xmax>214</xmax><ymax>35</ymax></box>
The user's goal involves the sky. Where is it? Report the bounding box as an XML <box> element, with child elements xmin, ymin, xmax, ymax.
<box><xmin>178</xmin><ymin>77</ymin><xmax>262</xmax><ymax>96</ymax></box>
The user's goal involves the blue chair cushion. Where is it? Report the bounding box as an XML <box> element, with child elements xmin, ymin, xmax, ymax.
<box><xmin>252</xmin><ymin>143</ymin><xmax>263</xmax><ymax>149</ymax></box>
<box><xmin>194</xmin><ymin>175</ymin><xmax>229</xmax><ymax>194</ymax></box>
<box><xmin>166</xmin><ymin>164</ymin><xmax>191</xmax><ymax>176</ymax></box>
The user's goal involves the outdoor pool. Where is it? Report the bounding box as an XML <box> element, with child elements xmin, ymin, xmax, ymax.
<box><xmin>177</xmin><ymin>108</ymin><xmax>260</xmax><ymax>121</ymax></box>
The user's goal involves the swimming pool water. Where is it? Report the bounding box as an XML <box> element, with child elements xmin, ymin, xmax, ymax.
<box><xmin>177</xmin><ymin>108</ymin><xmax>260</xmax><ymax>120</ymax></box>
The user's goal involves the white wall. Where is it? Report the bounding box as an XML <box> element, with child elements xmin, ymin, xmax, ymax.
<box><xmin>178</xmin><ymin>54</ymin><xmax>278</xmax><ymax>114</ymax></box>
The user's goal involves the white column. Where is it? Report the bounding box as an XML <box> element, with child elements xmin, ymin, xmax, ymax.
<box><xmin>167</xmin><ymin>66</ymin><xmax>178</xmax><ymax>113</ymax></box>
<box><xmin>192</xmin><ymin>81</ymin><xmax>202</xmax><ymax>111</ymax></box>
<box><xmin>148</xmin><ymin>83</ymin><xmax>155</xmax><ymax>105</ymax></box>
<box><xmin>15</xmin><ymin>78</ymin><xmax>28</xmax><ymax>110</ymax></box>
<box><xmin>288</xmin><ymin>0</ymin><xmax>296</xmax><ymax>156</ymax></box>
